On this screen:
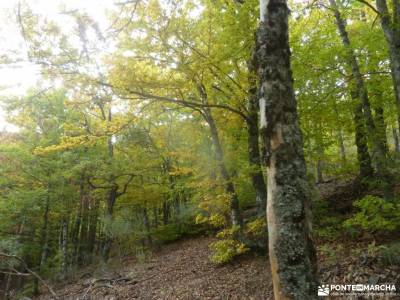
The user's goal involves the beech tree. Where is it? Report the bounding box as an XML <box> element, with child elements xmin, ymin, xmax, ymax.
<box><xmin>2</xmin><ymin>1</ymin><xmax>400</xmax><ymax>298</ymax></box>
<box><xmin>257</xmin><ymin>0</ymin><xmax>318</xmax><ymax>298</ymax></box>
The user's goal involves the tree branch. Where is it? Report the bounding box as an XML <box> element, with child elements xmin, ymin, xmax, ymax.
<box><xmin>116</xmin><ymin>174</ymin><xmax>135</xmax><ymax>197</ymax></box>
<box><xmin>0</xmin><ymin>252</ymin><xmax>59</xmax><ymax>299</ymax></box>
<box><xmin>96</xmin><ymin>81</ymin><xmax>250</xmax><ymax>122</ymax></box>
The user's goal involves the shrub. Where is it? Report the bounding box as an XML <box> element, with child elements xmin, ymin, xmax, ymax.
<box><xmin>209</xmin><ymin>225</ymin><xmax>249</xmax><ymax>264</ymax></box>
<box><xmin>315</xmin><ymin>215</ymin><xmax>345</xmax><ymax>240</ymax></box>
<box><xmin>152</xmin><ymin>221</ymin><xmax>205</xmax><ymax>244</ymax></box>
<box><xmin>343</xmin><ymin>195</ymin><xmax>400</xmax><ymax>232</ymax></box>
<box><xmin>378</xmin><ymin>242</ymin><xmax>400</xmax><ymax>266</ymax></box>
<box><xmin>209</xmin><ymin>239</ymin><xmax>248</xmax><ymax>264</ymax></box>
<box><xmin>245</xmin><ymin>218</ymin><xmax>267</xmax><ymax>238</ymax></box>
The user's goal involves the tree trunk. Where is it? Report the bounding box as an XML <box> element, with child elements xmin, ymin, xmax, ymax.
<box><xmin>338</xmin><ymin>129</ymin><xmax>346</xmax><ymax>162</ymax></box>
<box><xmin>39</xmin><ymin>194</ymin><xmax>50</xmax><ymax>270</ymax></box>
<box><xmin>247</xmin><ymin>57</ymin><xmax>268</xmax><ymax>216</ymax></box>
<box><xmin>315</xmin><ymin>160</ymin><xmax>323</xmax><ymax>184</ymax></box>
<box><xmin>101</xmin><ymin>107</ymin><xmax>119</xmax><ymax>262</ymax></box>
<box><xmin>374</xmin><ymin>105</ymin><xmax>388</xmax><ymax>155</ymax></box>
<box><xmin>4</xmin><ymin>274</ymin><xmax>11</xmax><ymax>300</ymax></box>
<box><xmin>393</xmin><ymin>127</ymin><xmax>400</xmax><ymax>152</ymax></box>
<box><xmin>376</xmin><ymin>0</ymin><xmax>400</xmax><ymax>130</ymax></box>
<box><xmin>162</xmin><ymin>200</ymin><xmax>170</xmax><ymax>225</ymax></box>
<box><xmin>71</xmin><ymin>183</ymin><xmax>83</xmax><ymax>265</ymax></box>
<box><xmin>35</xmin><ymin>192</ymin><xmax>50</xmax><ymax>295</ymax></box>
<box><xmin>315</xmin><ymin>143</ymin><xmax>324</xmax><ymax>184</ymax></box>
<box><xmin>142</xmin><ymin>207</ymin><xmax>153</xmax><ymax>247</ymax></box>
<box><xmin>195</xmin><ymin>83</ymin><xmax>243</xmax><ymax>227</ymax></box>
<box><xmin>353</xmin><ymin>103</ymin><xmax>374</xmax><ymax>178</ymax></box>
<box><xmin>330</xmin><ymin>0</ymin><xmax>387</xmax><ymax>176</ymax></box>
<box><xmin>333</xmin><ymin>99</ymin><xmax>346</xmax><ymax>162</ymax></box>
<box><xmin>153</xmin><ymin>207</ymin><xmax>159</xmax><ymax>228</ymax></box>
<box><xmin>257</xmin><ymin>0</ymin><xmax>318</xmax><ymax>298</ymax></box>
<box><xmin>78</xmin><ymin>191</ymin><xmax>90</xmax><ymax>265</ymax></box>
<box><xmin>87</xmin><ymin>196</ymin><xmax>99</xmax><ymax>256</ymax></box>
<box><xmin>102</xmin><ymin>185</ymin><xmax>118</xmax><ymax>261</ymax></box>
<box><xmin>204</xmin><ymin>108</ymin><xmax>243</xmax><ymax>227</ymax></box>
<box><xmin>60</xmin><ymin>218</ymin><xmax>68</xmax><ymax>280</ymax></box>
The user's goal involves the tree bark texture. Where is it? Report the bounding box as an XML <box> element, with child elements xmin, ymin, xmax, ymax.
<box><xmin>257</xmin><ymin>0</ymin><xmax>318</xmax><ymax>298</ymax></box>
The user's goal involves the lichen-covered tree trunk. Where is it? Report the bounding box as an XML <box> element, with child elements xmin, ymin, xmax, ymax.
<box><xmin>376</xmin><ymin>0</ymin><xmax>400</xmax><ymax>130</ymax></box>
<box><xmin>256</xmin><ymin>0</ymin><xmax>318</xmax><ymax>298</ymax></box>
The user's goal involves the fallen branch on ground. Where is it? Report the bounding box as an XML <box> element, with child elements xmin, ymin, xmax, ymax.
<box><xmin>0</xmin><ymin>252</ymin><xmax>59</xmax><ymax>299</ymax></box>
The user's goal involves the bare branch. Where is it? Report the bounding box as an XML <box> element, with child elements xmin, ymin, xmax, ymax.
<box><xmin>96</xmin><ymin>81</ymin><xmax>250</xmax><ymax>122</ymax></box>
<box><xmin>0</xmin><ymin>252</ymin><xmax>59</xmax><ymax>299</ymax></box>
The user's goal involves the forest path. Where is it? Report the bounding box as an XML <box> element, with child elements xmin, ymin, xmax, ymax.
<box><xmin>38</xmin><ymin>236</ymin><xmax>273</xmax><ymax>300</ymax></box>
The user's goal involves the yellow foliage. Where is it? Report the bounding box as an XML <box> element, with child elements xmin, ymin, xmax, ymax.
<box><xmin>245</xmin><ymin>218</ymin><xmax>267</xmax><ymax>237</ymax></box>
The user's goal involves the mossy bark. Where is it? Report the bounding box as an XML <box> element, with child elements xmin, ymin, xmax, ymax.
<box><xmin>376</xmin><ymin>0</ymin><xmax>400</xmax><ymax>131</ymax></box>
<box><xmin>353</xmin><ymin>103</ymin><xmax>374</xmax><ymax>178</ymax></box>
<box><xmin>256</xmin><ymin>0</ymin><xmax>318</xmax><ymax>298</ymax></box>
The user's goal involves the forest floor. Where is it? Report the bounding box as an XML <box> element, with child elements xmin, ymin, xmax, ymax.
<box><xmin>35</xmin><ymin>179</ymin><xmax>400</xmax><ymax>300</ymax></box>
<box><xmin>35</xmin><ymin>235</ymin><xmax>400</xmax><ymax>300</ymax></box>
<box><xmin>36</xmin><ymin>236</ymin><xmax>274</xmax><ymax>300</ymax></box>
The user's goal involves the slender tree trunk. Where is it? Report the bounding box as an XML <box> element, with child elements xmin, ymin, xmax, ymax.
<box><xmin>153</xmin><ymin>207</ymin><xmax>159</xmax><ymax>228</ymax></box>
<box><xmin>333</xmin><ymin>99</ymin><xmax>346</xmax><ymax>162</ymax></box>
<box><xmin>195</xmin><ymin>83</ymin><xmax>242</xmax><ymax>226</ymax></box>
<box><xmin>71</xmin><ymin>183</ymin><xmax>83</xmax><ymax>265</ymax></box>
<box><xmin>102</xmin><ymin>185</ymin><xmax>118</xmax><ymax>261</ymax></box>
<box><xmin>257</xmin><ymin>0</ymin><xmax>318</xmax><ymax>298</ymax></box>
<box><xmin>247</xmin><ymin>57</ymin><xmax>268</xmax><ymax>216</ymax></box>
<box><xmin>4</xmin><ymin>274</ymin><xmax>11</xmax><ymax>300</ymax></box>
<box><xmin>374</xmin><ymin>105</ymin><xmax>388</xmax><ymax>155</ymax></box>
<box><xmin>167</xmin><ymin>169</ymin><xmax>180</xmax><ymax>219</ymax></box>
<box><xmin>393</xmin><ymin>127</ymin><xmax>400</xmax><ymax>152</ymax></box>
<box><xmin>39</xmin><ymin>194</ymin><xmax>50</xmax><ymax>270</ymax></box>
<box><xmin>101</xmin><ymin>106</ymin><xmax>119</xmax><ymax>262</ymax></box>
<box><xmin>315</xmin><ymin>160</ymin><xmax>323</xmax><ymax>184</ymax></box>
<box><xmin>162</xmin><ymin>200</ymin><xmax>170</xmax><ymax>225</ymax></box>
<box><xmin>203</xmin><ymin>108</ymin><xmax>243</xmax><ymax>227</ymax></box>
<box><xmin>315</xmin><ymin>143</ymin><xmax>324</xmax><ymax>184</ymax></box>
<box><xmin>376</xmin><ymin>0</ymin><xmax>400</xmax><ymax>130</ymax></box>
<box><xmin>330</xmin><ymin>0</ymin><xmax>387</xmax><ymax>175</ymax></box>
<box><xmin>338</xmin><ymin>129</ymin><xmax>346</xmax><ymax>162</ymax></box>
<box><xmin>34</xmin><ymin>192</ymin><xmax>50</xmax><ymax>295</ymax></box>
<box><xmin>78</xmin><ymin>192</ymin><xmax>89</xmax><ymax>265</ymax></box>
<box><xmin>60</xmin><ymin>218</ymin><xmax>68</xmax><ymax>280</ymax></box>
<box><xmin>353</xmin><ymin>103</ymin><xmax>374</xmax><ymax>178</ymax></box>
<box><xmin>88</xmin><ymin>196</ymin><xmax>99</xmax><ymax>257</ymax></box>
<box><xmin>142</xmin><ymin>207</ymin><xmax>152</xmax><ymax>247</ymax></box>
